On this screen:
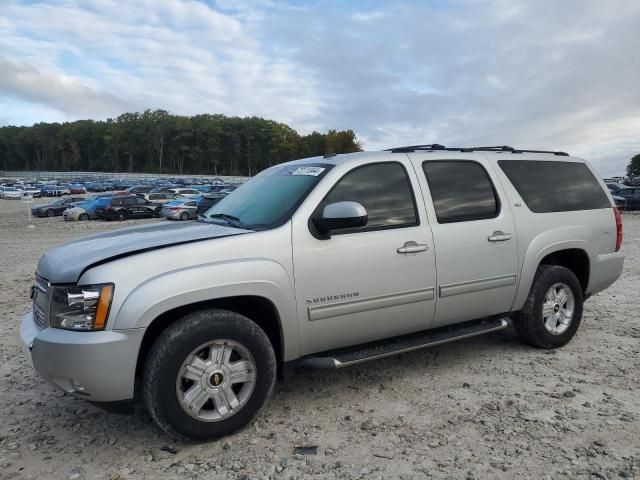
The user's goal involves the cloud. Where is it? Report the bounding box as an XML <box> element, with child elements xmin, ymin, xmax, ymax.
<box><xmin>1</xmin><ymin>0</ymin><xmax>639</xmax><ymax>175</ymax></box>
<box><xmin>0</xmin><ymin>56</ymin><xmax>129</xmax><ymax>117</ymax></box>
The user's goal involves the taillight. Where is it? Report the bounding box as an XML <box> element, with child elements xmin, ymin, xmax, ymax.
<box><xmin>169</xmin><ymin>207</ymin><xmax>181</xmax><ymax>211</ymax></box>
<box><xmin>614</xmin><ymin>208</ymin><xmax>623</xmax><ymax>252</ymax></box>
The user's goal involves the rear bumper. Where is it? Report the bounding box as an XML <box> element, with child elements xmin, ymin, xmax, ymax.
<box><xmin>20</xmin><ymin>312</ymin><xmax>145</xmax><ymax>402</ymax></box>
<box><xmin>587</xmin><ymin>251</ymin><xmax>625</xmax><ymax>295</ymax></box>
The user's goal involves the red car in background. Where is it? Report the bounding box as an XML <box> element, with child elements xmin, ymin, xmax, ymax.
<box><xmin>69</xmin><ymin>185</ymin><xmax>88</xmax><ymax>194</ymax></box>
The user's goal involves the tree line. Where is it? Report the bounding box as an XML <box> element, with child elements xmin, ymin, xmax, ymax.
<box><xmin>0</xmin><ymin>110</ymin><xmax>363</xmax><ymax>176</ymax></box>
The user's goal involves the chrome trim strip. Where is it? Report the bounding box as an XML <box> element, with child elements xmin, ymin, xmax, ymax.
<box><xmin>439</xmin><ymin>274</ymin><xmax>516</xmax><ymax>298</ymax></box>
<box><xmin>333</xmin><ymin>319</ymin><xmax>508</xmax><ymax>368</ymax></box>
<box><xmin>308</xmin><ymin>287</ymin><xmax>435</xmax><ymax>322</ymax></box>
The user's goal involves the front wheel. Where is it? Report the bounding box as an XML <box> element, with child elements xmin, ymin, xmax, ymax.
<box><xmin>45</xmin><ymin>209</ymin><xmax>55</xmax><ymax>217</ymax></box>
<box><xmin>79</xmin><ymin>213</ymin><xmax>89</xmax><ymax>221</ymax></box>
<box><xmin>142</xmin><ymin>309</ymin><xmax>277</xmax><ymax>441</ymax></box>
<box><xmin>514</xmin><ymin>265</ymin><xmax>583</xmax><ymax>348</ymax></box>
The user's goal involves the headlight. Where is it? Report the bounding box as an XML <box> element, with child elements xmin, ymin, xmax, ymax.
<box><xmin>50</xmin><ymin>284</ymin><xmax>114</xmax><ymax>331</ymax></box>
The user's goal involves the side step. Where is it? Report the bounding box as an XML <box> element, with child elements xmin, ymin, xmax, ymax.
<box><xmin>300</xmin><ymin>317</ymin><xmax>509</xmax><ymax>369</ymax></box>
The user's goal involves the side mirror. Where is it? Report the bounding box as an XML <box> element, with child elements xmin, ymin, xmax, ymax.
<box><xmin>312</xmin><ymin>201</ymin><xmax>368</xmax><ymax>235</ymax></box>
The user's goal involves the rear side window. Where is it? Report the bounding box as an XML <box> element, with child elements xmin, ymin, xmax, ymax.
<box><xmin>422</xmin><ymin>161</ymin><xmax>499</xmax><ymax>223</ymax></box>
<box><xmin>499</xmin><ymin>160</ymin><xmax>610</xmax><ymax>213</ymax></box>
<box><xmin>323</xmin><ymin>162</ymin><xmax>418</xmax><ymax>232</ymax></box>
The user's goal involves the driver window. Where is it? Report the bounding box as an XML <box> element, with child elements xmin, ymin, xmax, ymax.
<box><xmin>322</xmin><ymin>162</ymin><xmax>418</xmax><ymax>233</ymax></box>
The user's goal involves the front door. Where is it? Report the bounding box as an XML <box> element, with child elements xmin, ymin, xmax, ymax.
<box><xmin>410</xmin><ymin>156</ymin><xmax>519</xmax><ymax>327</ymax></box>
<box><xmin>292</xmin><ymin>160</ymin><xmax>437</xmax><ymax>355</ymax></box>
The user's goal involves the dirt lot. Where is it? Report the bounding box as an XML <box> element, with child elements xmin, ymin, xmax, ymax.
<box><xmin>0</xmin><ymin>197</ymin><xmax>638</xmax><ymax>480</ymax></box>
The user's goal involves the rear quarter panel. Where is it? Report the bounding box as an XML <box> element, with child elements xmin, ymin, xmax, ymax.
<box><xmin>488</xmin><ymin>155</ymin><xmax>618</xmax><ymax>310</ymax></box>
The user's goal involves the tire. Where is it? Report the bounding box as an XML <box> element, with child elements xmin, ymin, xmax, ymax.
<box><xmin>116</xmin><ymin>211</ymin><xmax>128</xmax><ymax>221</ymax></box>
<box><xmin>514</xmin><ymin>265</ymin><xmax>583</xmax><ymax>349</ymax></box>
<box><xmin>79</xmin><ymin>213</ymin><xmax>89</xmax><ymax>221</ymax></box>
<box><xmin>45</xmin><ymin>209</ymin><xmax>54</xmax><ymax>217</ymax></box>
<box><xmin>142</xmin><ymin>309</ymin><xmax>277</xmax><ymax>441</ymax></box>
<box><xmin>180</xmin><ymin>212</ymin><xmax>189</xmax><ymax>221</ymax></box>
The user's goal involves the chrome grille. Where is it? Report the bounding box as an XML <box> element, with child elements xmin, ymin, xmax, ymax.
<box><xmin>32</xmin><ymin>274</ymin><xmax>50</xmax><ymax>329</ymax></box>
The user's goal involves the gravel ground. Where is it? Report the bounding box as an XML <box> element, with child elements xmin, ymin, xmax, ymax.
<box><xmin>0</xmin><ymin>197</ymin><xmax>638</xmax><ymax>480</ymax></box>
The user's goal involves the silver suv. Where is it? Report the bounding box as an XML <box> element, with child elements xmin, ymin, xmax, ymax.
<box><xmin>20</xmin><ymin>145</ymin><xmax>624</xmax><ymax>441</ymax></box>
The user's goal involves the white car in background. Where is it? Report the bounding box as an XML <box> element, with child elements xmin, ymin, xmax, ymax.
<box><xmin>15</xmin><ymin>185</ymin><xmax>42</xmax><ymax>198</ymax></box>
<box><xmin>170</xmin><ymin>188</ymin><xmax>201</xmax><ymax>198</ymax></box>
<box><xmin>0</xmin><ymin>186</ymin><xmax>23</xmax><ymax>199</ymax></box>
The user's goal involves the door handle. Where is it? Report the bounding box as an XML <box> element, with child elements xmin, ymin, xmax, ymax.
<box><xmin>488</xmin><ymin>231</ymin><xmax>513</xmax><ymax>242</ymax></box>
<box><xmin>397</xmin><ymin>241</ymin><xmax>428</xmax><ymax>254</ymax></box>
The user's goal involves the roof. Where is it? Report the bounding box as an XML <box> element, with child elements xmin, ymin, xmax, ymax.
<box><xmin>280</xmin><ymin>145</ymin><xmax>573</xmax><ymax>168</ymax></box>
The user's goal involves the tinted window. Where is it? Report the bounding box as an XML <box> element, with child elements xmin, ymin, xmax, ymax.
<box><xmin>499</xmin><ymin>160</ymin><xmax>610</xmax><ymax>213</ymax></box>
<box><xmin>149</xmin><ymin>194</ymin><xmax>160</xmax><ymax>200</ymax></box>
<box><xmin>422</xmin><ymin>161</ymin><xmax>499</xmax><ymax>223</ymax></box>
<box><xmin>323</xmin><ymin>162</ymin><xmax>417</xmax><ymax>232</ymax></box>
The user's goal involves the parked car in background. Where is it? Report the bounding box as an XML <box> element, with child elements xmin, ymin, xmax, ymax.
<box><xmin>606</xmin><ymin>183</ymin><xmax>627</xmax><ymax>193</ymax></box>
<box><xmin>160</xmin><ymin>198</ymin><xmax>199</xmax><ymax>221</ymax></box>
<box><xmin>63</xmin><ymin>198</ymin><xmax>111</xmax><ymax>221</ymax></box>
<box><xmin>41</xmin><ymin>185</ymin><xmax>70</xmax><ymax>197</ymax></box>
<box><xmin>124</xmin><ymin>185</ymin><xmax>155</xmax><ymax>195</ymax></box>
<box><xmin>196</xmin><ymin>192</ymin><xmax>227</xmax><ymax>216</ymax></box>
<box><xmin>69</xmin><ymin>184</ymin><xmax>88</xmax><ymax>194</ymax></box>
<box><xmin>95</xmin><ymin>195</ymin><xmax>161</xmax><ymax>221</ymax></box>
<box><xmin>0</xmin><ymin>186</ymin><xmax>23</xmax><ymax>199</ymax></box>
<box><xmin>612</xmin><ymin>195</ymin><xmax>627</xmax><ymax>210</ymax></box>
<box><xmin>170</xmin><ymin>188</ymin><xmax>201</xmax><ymax>198</ymax></box>
<box><xmin>144</xmin><ymin>192</ymin><xmax>177</xmax><ymax>204</ymax></box>
<box><xmin>615</xmin><ymin>188</ymin><xmax>640</xmax><ymax>210</ymax></box>
<box><xmin>14</xmin><ymin>185</ymin><xmax>42</xmax><ymax>198</ymax></box>
<box><xmin>32</xmin><ymin>197</ymin><xmax>85</xmax><ymax>217</ymax></box>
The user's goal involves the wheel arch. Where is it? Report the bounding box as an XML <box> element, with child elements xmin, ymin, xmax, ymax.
<box><xmin>135</xmin><ymin>295</ymin><xmax>285</xmax><ymax>383</ymax></box>
<box><xmin>513</xmin><ymin>240</ymin><xmax>591</xmax><ymax>311</ymax></box>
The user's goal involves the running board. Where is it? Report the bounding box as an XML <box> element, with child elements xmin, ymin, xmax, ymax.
<box><xmin>300</xmin><ymin>317</ymin><xmax>509</xmax><ymax>369</ymax></box>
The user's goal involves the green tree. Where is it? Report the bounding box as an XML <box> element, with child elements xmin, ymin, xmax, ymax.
<box><xmin>627</xmin><ymin>154</ymin><xmax>640</xmax><ymax>177</ymax></box>
<box><xmin>0</xmin><ymin>110</ymin><xmax>363</xmax><ymax>176</ymax></box>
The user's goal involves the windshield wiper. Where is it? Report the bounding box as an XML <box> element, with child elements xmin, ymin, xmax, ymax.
<box><xmin>206</xmin><ymin>213</ymin><xmax>243</xmax><ymax>227</ymax></box>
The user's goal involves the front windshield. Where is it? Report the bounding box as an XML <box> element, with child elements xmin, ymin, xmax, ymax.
<box><xmin>203</xmin><ymin>163</ymin><xmax>332</xmax><ymax>230</ymax></box>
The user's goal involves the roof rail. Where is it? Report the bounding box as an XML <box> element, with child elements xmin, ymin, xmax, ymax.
<box><xmin>385</xmin><ymin>144</ymin><xmax>569</xmax><ymax>156</ymax></box>
<box><xmin>385</xmin><ymin>144</ymin><xmax>446</xmax><ymax>153</ymax></box>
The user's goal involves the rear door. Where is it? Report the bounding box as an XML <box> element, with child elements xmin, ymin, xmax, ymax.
<box><xmin>409</xmin><ymin>155</ymin><xmax>519</xmax><ymax>328</ymax></box>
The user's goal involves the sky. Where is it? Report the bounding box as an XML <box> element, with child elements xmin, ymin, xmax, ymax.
<box><xmin>1</xmin><ymin>0</ymin><xmax>639</xmax><ymax>176</ymax></box>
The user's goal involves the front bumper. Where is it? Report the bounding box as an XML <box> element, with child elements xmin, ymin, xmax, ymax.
<box><xmin>20</xmin><ymin>312</ymin><xmax>145</xmax><ymax>402</ymax></box>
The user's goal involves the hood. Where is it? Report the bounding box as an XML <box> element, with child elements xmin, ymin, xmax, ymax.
<box><xmin>37</xmin><ymin>221</ymin><xmax>251</xmax><ymax>283</ymax></box>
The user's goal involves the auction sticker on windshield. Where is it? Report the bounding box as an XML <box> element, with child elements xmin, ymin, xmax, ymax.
<box><xmin>290</xmin><ymin>166</ymin><xmax>325</xmax><ymax>176</ymax></box>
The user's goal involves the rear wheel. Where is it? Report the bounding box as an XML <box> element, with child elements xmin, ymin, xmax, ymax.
<box><xmin>514</xmin><ymin>265</ymin><xmax>583</xmax><ymax>348</ymax></box>
<box><xmin>45</xmin><ymin>209</ymin><xmax>54</xmax><ymax>217</ymax></box>
<box><xmin>142</xmin><ymin>309</ymin><xmax>276</xmax><ymax>441</ymax></box>
<box><xmin>116</xmin><ymin>211</ymin><xmax>128</xmax><ymax>221</ymax></box>
<box><xmin>180</xmin><ymin>212</ymin><xmax>189</xmax><ymax>221</ymax></box>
